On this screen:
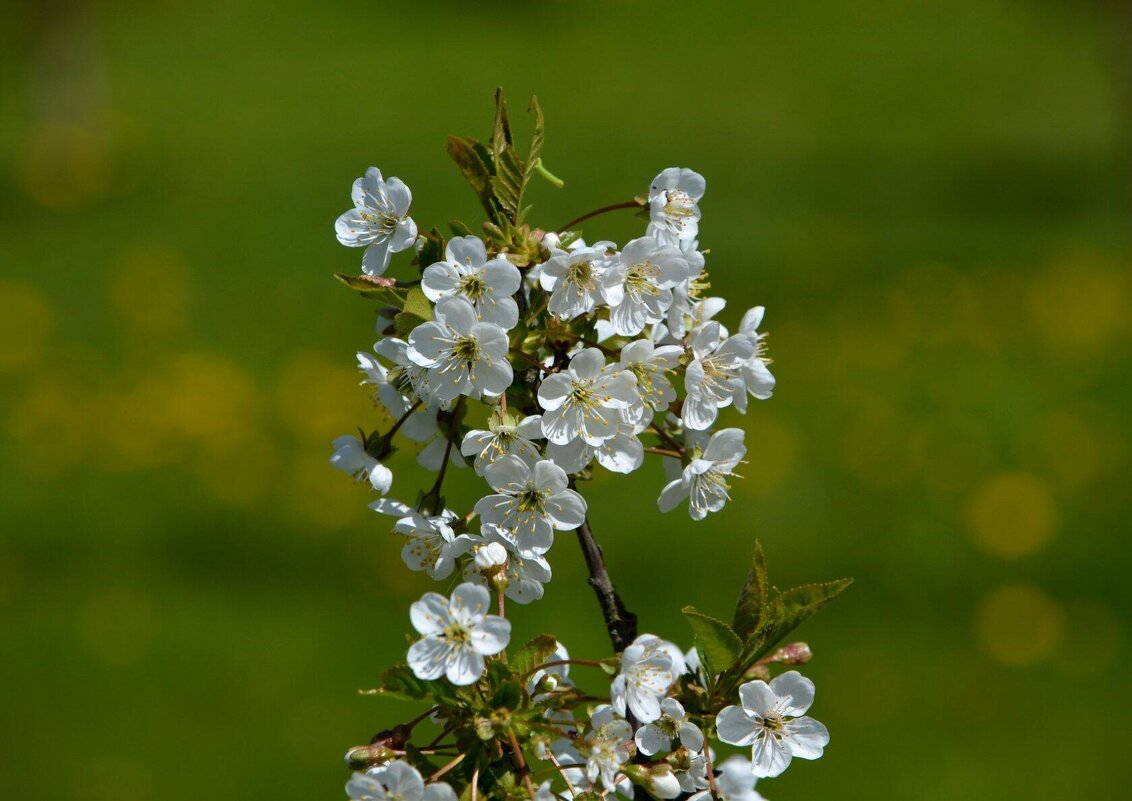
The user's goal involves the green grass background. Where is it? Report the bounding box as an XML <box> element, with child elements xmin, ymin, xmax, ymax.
<box><xmin>1</xmin><ymin>1</ymin><xmax>1129</xmax><ymax>799</ymax></box>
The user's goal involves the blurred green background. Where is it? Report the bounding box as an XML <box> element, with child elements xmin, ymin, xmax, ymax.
<box><xmin>2</xmin><ymin>1</ymin><xmax>1129</xmax><ymax>799</ymax></box>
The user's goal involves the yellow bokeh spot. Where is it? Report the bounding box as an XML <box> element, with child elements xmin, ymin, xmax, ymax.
<box><xmin>78</xmin><ymin>587</ymin><xmax>158</xmax><ymax>667</ymax></box>
<box><xmin>1028</xmin><ymin>257</ymin><xmax>1130</xmax><ymax>353</ymax></box>
<box><xmin>108</xmin><ymin>242</ymin><xmax>193</xmax><ymax>336</ymax></box>
<box><xmin>0</xmin><ymin>282</ymin><xmax>55</xmax><ymax>374</ymax></box>
<box><xmin>275</xmin><ymin>349</ymin><xmax>375</xmax><ymax>444</ymax></box>
<box><xmin>965</xmin><ymin>472</ymin><xmax>1056</xmax><ymax>558</ymax></box>
<box><xmin>976</xmin><ymin>584</ymin><xmax>1064</xmax><ymax>666</ymax></box>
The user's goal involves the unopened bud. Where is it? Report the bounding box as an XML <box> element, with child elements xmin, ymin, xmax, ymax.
<box><xmin>625</xmin><ymin>764</ymin><xmax>681</xmax><ymax>800</ymax></box>
<box><xmin>541</xmin><ymin>232</ymin><xmax>562</xmax><ymax>252</ymax></box>
<box><xmin>768</xmin><ymin>642</ymin><xmax>812</xmax><ymax>665</ymax></box>
<box><xmin>474</xmin><ymin>716</ymin><xmax>495</xmax><ymax>741</ymax></box>
<box><xmin>344</xmin><ymin>744</ymin><xmax>394</xmax><ymax>770</ymax></box>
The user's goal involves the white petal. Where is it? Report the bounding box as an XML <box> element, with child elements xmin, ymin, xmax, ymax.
<box><xmin>715</xmin><ymin>706</ymin><xmax>758</xmax><ymax>746</ymax></box>
<box><xmin>634</xmin><ymin>724</ymin><xmax>669</xmax><ymax>756</ymax></box>
<box><xmin>446</xmin><ymin>646</ymin><xmax>485</xmax><ymax>685</ymax></box>
<box><xmin>545</xmin><ymin>489</ymin><xmax>587</xmax><ymax>530</ymax></box>
<box><xmin>657</xmin><ymin>478</ymin><xmax>688</xmax><ymax>513</ymax></box>
<box><xmin>768</xmin><ymin>670</ymin><xmax>815</xmax><ymax>716</ymax></box>
<box><xmin>750</xmin><ymin>734</ymin><xmax>793</xmax><ymax>779</ymax></box>
<box><xmin>784</xmin><ymin>716</ymin><xmax>829</xmax><ymax>760</ymax></box>
<box><xmin>362</xmin><ymin>238</ymin><xmax>393</xmax><ymax>276</ymax></box>
<box><xmin>407</xmin><ymin>636</ymin><xmax>450</xmax><ymax>680</ymax></box>
<box><xmin>570</xmin><ymin>348</ymin><xmax>606</xmax><ymax>379</ymax></box>
<box><xmin>409</xmin><ymin>593</ymin><xmax>450</xmax><ymax>635</ymax></box>
<box><xmin>471</xmin><ymin>615</ymin><xmax>512</xmax><ymax>655</ymax></box>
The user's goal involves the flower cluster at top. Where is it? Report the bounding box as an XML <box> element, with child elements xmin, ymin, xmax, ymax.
<box><xmin>328</xmin><ymin>93</ymin><xmax>848</xmax><ymax>801</ymax></box>
<box><xmin>332</xmin><ymin>162</ymin><xmax>773</xmax><ymax>602</ymax></box>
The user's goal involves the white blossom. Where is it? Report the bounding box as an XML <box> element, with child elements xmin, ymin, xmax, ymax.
<box><xmin>603</xmin><ymin>237</ymin><xmax>689</xmax><ymax>336</ymax></box>
<box><xmin>374</xmin><ymin>337</ymin><xmax>441</xmax><ymax>407</ymax></box>
<box><xmin>584</xmin><ymin>705</ymin><xmax>633</xmax><ymax>792</ymax></box>
<box><xmin>474</xmin><ymin>457</ymin><xmax>586</xmax><ymax>555</ymax></box>
<box><xmin>611</xmin><ymin>634</ymin><xmax>684</xmax><ymax>723</ymax></box>
<box><xmin>357</xmin><ymin>349</ymin><xmax>411</xmax><ymax>417</ymax></box>
<box><xmin>539</xmin><ymin>243</ymin><xmax>618</xmax><ymax>320</ymax></box>
<box><xmin>407</xmin><ymin>297</ymin><xmax>513</xmax><ymax>402</ymax></box>
<box><xmin>461</xmin><ymin>524</ymin><xmax>552</xmax><ymax>604</ymax></box>
<box><xmin>370</xmin><ymin>499</ymin><xmax>466</xmax><ymax>580</ymax></box>
<box><xmin>687</xmin><ymin>756</ymin><xmax>767</xmax><ymax>801</ymax></box>
<box><xmin>538</xmin><ymin>348</ymin><xmax>638</xmax><ymax>445</ymax></box>
<box><xmin>335</xmin><ymin>167</ymin><xmax>417</xmax><ymax>276</ymax></box>
<box><xmin>545</xmin><ymin>417</ymin><xmax>645</xmax><ymax>475</ymax></box>
<box><xmin>634</xmin><ymin>697</ymin><xmax>705</xmax><ymax>756</ymax></box>
<box><xmin>682</xmin><ymin>322</ymin><xmax>754</xmax><ymax>431</ymax></box>
<box><xmin>330</xmin><ymin>435</ymin><xmax>392</xmax><ymax>494</ymax></box>
<box><xmin>647</xmin><ymin>168</ymin><xmax>705</xmax><ymax>245</ymax></box>
<box><xmin>422</xmin><ymin>236</ymin><xmax>522</xmax><ymax>328</ymax></box>
<box><xmin>658</xmin><ymin>428</ymin><xmax>745</xmax><ymax>521</ymax></box>
<box><xmin>407</xmin><ymin>583</ymin><xmax>511</xmax><ymax>686</ymax></box>
<box><xmin>460</xmin><ymin>412</ymin><xmax>544</xmax><ymax>476</ymax></box>
<box><xmin>349</xmin><ymin>762</ymin><xmax>457</xmax><ymax>801</ymax></box>
<box><xmin>619</xmin><ymin>339</ymin><xmax>683</xmax><ymax>419</ymax></box>
<box><xmin>526</xmin><ymin>640</ymin><xmax>572</xmax><ymax>697</ymax></box>
<box><xmin>738</xmin><ymin>306</ymin><xmax>776</xmax><ymax>402</ymax></box>
<box><xmin>715</xmin><ymin>671</ymin><xmax>830</xmax><ymax>778</ymax></box>
<box><xmin>400</xmin><ymin>407</ymin><xmax>467</xmax><ymax>471</ymax></box>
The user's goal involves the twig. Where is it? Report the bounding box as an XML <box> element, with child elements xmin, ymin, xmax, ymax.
<box><xmin>643</xmin><ymin>447</ymin><xmax>682</xmax><ymax>459</ymax></box>
<box><xmin>388</xmin><ymin>400</ymin><xmax>422</xmax><ymax>438</ymax></box>
<box><xmin>574</xmin><ymin>516</ymin><xmax>638</xmax><ymax>652</ymax></box>
<box><xmin>507</xmin><ymin>728</ymin><xmax>537</xmax><ymax>800</ymax></box>
<box><xmin>557</xmin><ymin>200</ymin><xmax>642</xmax><ymax>233</ymax></box>
<box><xmin>428</xmin><ymin>752</ymin><xmax>467</xmax><ymax>782</ymax></box>
<box><xmin>648</xmin><ymin>424</ymin><xmax>685</xmax><ymax>455</ymax></box>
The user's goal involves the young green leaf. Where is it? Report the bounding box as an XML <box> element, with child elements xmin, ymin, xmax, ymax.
<box><xmin>683</xmin><ymin>606</ymin><xmax>743</xmax><ymax>679</ymax></box>
<box><xmin>733</xmin><ymin>541</ymin><xmax>774</xmax><ymax>640</ymax></box>
<box><xmin>333</xmin><ymin>273</ymin><xmax>408</xmax><ymax>307</ymax></box>
<box><xmin>510</xmin><ymin>634</ymin><xmax>559</xmax><ymax>677</ymax></box>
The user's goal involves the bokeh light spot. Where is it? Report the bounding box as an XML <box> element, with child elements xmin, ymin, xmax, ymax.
<box><xmin>965</xmin><ymin>472</ymin><xmax>1056</xmax><ymax>558</ymax></box>
<box><xmin>108</xmin><ymin>242</ymin><xmax>194</xmax><ymax>336</ymax></box>
<box><xmin>0</xmin><ymin>282</ymin><xmax>55</xmax><ymax>374</ymax></box>
<box><xmin>976</xmin><ymin>584</ymin><xmax>1064</xmax><ymax>666</ymax></box>
<box><xmin>78</xmin><ymin>587</ymin><xmax>158</xmax><ymax>667</ymax></box>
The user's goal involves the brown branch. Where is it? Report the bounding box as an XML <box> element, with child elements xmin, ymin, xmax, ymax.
<box><xmin>574</xmin><ymin>516</ymin><xmax>638</xmax><ymax>652</ymax></box>
<box><xmin>556</xmin><ymin>200</ymin><xmax>642</xmax><ymax>233</ymax></box>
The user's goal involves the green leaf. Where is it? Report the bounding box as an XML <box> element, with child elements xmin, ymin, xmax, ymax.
<box><xmin>393</xmin><ymin>286</ymin><xmax>434</xmax><ymax>336</ymax></box>
<box><xmin>775</xmin><ymin>579</ymin><xmax>853</xmax><ymax>642</ymax></box>
<box><xmin>491</xmin><ymin>679</ymin><xmax>521</xmax><ymax>711</ymax></box>
<box><xmin>378</xmin><ymin>664</ymin><xmax>430</xmax><ymax>701</ymax></box>
<box><xmin>510</xmin><ymin>634</ymin><xmax>559</xmax><ymax>677</ymax></box>
<box><xmin>448</xmin><ymin>219</ymin><xmax>475</xmax><ymax>238</ymax></box>
<box><xmin>491</xmin><ymin>87</ymin><xmax>514</xmax><ymax>156</ymax></box>
<box><xmin>416</xmin><ymin>227</ymin><xmax>446</xmax><ymax>269</ymax></box>
<box><xmin>732</xmin><ymin>541</ymin><xmax>774</xmax><ymax>640</ymax></box>
<box><xmin>447</xmin><ymin>135</ymin><xmax>495</xmax><ymax>217</ymax></box>
<box><xmin>524</xmin><ymin>96</ymin><xmax>545</xmax><ymax>182</ymax></box>
<box><xmin>683</xmin><ymin>606</ymin><xmax>743</xmax><ymax>678</ymax></box>
<box><xmin>333</xmin><ymin>273</ymin><xmax>408</xmax><ymax>307</ymax></box>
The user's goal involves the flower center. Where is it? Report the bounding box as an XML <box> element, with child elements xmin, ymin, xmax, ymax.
<box><xmin>516</xmin><ymin>487</ymin><xmax>545</xmax><ymax>513</ymax></box>
<box><xmin>566</xmin><ymin>260</ymin><xmax>596</xmax><ymax>289</ymax></box>
<box><xmin>625</xmin><ymin>261</ymin><xmax>662</xmax><ymax>296</ymax></box>
<box><xmin>360</xmin><ymin>210</ymin><xmax>399</xmax><ymax>234</ymax></box>
<box><xmin>458</xmin><ymin>272</ymin><xmax>488</xmax><ymax>301</ymax></box>
<box><xmin>451</xmin><ymin>335</ymin><xmax>482</xmax><ymax>364</ymax></box>
<box><xmin>759</xmin><ymin>712</ymin><xmax>785</xmax><ymax>736</ymax></box>
<box><xmin>664</xmin><ymin>191</ymin><xmax>696</xmax><ymax>218</ymax></box>
<box><xmin>442</xmin><ymin>622</ymin><xmax>470</xmax><ymax>644</ymax></box>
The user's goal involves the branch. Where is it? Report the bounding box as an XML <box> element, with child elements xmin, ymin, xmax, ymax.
<box><xmin>574</xmin><ymin>516</ymin><xmax>638</xmax><ymax>652</ymax></box>
<box><xmin>557</xmin><ymin>199</ymin><xmax>643</xmax><ymax>233</ymax></box>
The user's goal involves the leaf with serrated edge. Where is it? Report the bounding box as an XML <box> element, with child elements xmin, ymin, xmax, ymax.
<box><xmin>732</xmin><ymin>541</ymin><xmax>771</xmax><ymax>640</ymax></box>
<box><xmin>333</xmin><ymin>273</ymin><xmax>407</xmax><ymax>306</ymax></box>
<box><xmin>511</xmin><ymin>634</ymin><xmax>558</xmax><ymax>677</ymax></box>
<box><xmin>683</xmin><ymin>606</ymin><xmax>742</xmax><ymax>681</ymax></box>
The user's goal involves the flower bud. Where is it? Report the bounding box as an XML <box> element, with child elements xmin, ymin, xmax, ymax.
<box><xmin>344</xmin><ymin>744</ymin><xmax>394</xmax><ymax>770</ymax></box>
<box><xmin>541</xmin><ymin>232</ymin><xmax>562</xmax><ymax>252</ymax></box>
<box><xmin>625</xmin><ymin>764</ymin><xmax>682</xmax><ymax>799</ymax></box>
<box><xmin>768</xmin><ymin>641</ymin><xmax>812</xmax><ymax>665</ymax></box>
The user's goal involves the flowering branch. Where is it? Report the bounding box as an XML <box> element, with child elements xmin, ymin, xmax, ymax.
<box><xmin>575</xmin><ymin>516</ymin><xmax>638</xmax><ymax>653</ymax></box>
<box><xmin>327</xmin><ymin>89</ymin><xmax>850</xmax><ymax>801</ymax></box>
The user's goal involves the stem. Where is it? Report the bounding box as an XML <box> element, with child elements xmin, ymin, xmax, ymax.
<box><xmin>507</xmin><ymin>728</ymin><xmax>538</xmax><ymax>800</ymax></box>
<box><xmin>557</xmin><ymin>200</ymin><xmax>642</xmax><ymax>233</ymax></box>
<box><xmin>428</xmin><ymin>753</ymin><xmax>466</xmax><ymax>782</ymax></box>
<box><xmin>418</xmin><ymin>398</ymin><xmax>463</xmax><ymax>514</ymax></box>
<box><xmin>648</xmin><ymin>424</ymin><xmax>685</xmax><ymax>455</ymax></box>
<box><xmin>533</xmin><ymin>158</ymin><xmax>565</xmax><ymax>189</ymax></box>
<box><xmin>574</xmin><ymin>516</ymin><xmax>638</xmax><ymax>652</ymax></box>
<box><xmin>643</xmin><ymin>447</ymin><xmax>682</xmax><ymax>459</ymax></box>
<box><xmin>388</xmin><ymin>400</ymin><xmax>422</xmax><ymax>438</ymax></box>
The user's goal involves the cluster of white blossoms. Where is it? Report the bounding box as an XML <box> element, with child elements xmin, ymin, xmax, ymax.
<box><xmin>331</xmin><ymin>114</ymin><xmax>840</xmax><ymax>801</ymax></box>
<box><xmin>331</xmin><ymin>166</ymin><xmax>776</xmax><ymax>617</ymax></box>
